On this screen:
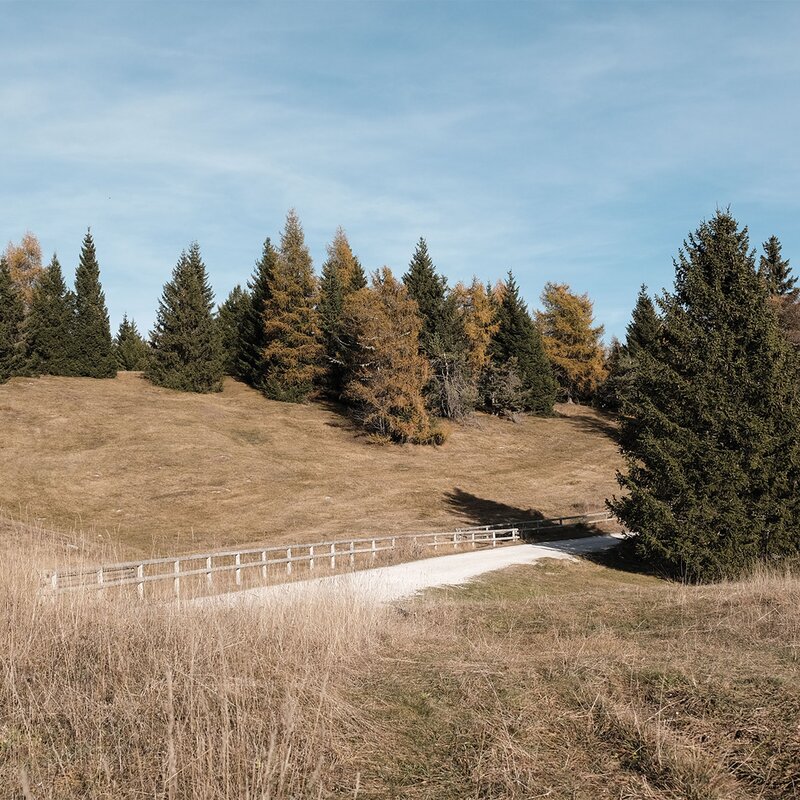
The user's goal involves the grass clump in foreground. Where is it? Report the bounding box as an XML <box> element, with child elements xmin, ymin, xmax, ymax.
<box><xmin>3</xmin><ymin>541</ymin><xmax>799</xmax><ymax>799</ymax></box>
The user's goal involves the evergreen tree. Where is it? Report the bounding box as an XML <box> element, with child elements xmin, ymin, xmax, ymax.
<box><xmin>626</xmin><ymin>285</ymin><xmax>662</xmax><ymax>357</ymax></box>
<box><xmin>610</xmin><ymin>210</ymin><xmax>800</xmax><ymax>581</ymax></box>
<box><xmin>217</xmin><ymin>285</ymin><xmax>250</xmax><ymax>376</ymax></box>
<box><xmin>0</xmin><ymin>256</ymin><xmax>25</xmax><ymax>382</ymax></box>
<box><xmin>24</xmin><ymin>255</ymin><xmax>76</xmax><ymax>376</ymax></box>
<box><xmin>259</xmin><ymin>210</ymin><xmax>323</xmax><ymax>402</ymax></box>
<box><xmin>488</xmin><ymin>272</ymin><xmax>556</xmax><ymax>415</ymax></box>
<box><xmin>72</xmin><ymin>229</ymin><xmax>116</xmax><ymax>378</ymax></box>
<box><xmin>537</xmin><ymin>282</ymin><xmax>606</xmax><ymax>402</ymax></box>
<box><xmin>758</xmin><ymin>235</ymin><xmax>796</xmax><ymax>297</ymax></box>
<box><xmin>114</xmin><ymin>314</ymin><xmax>149</xmax><ymax>370</ymax></box>
<box><xmin>237</xmin><ymin>238</ymin><xmax>278</xmax><ymax>387</ymax></box>
<box><xmin>318</xmin><ymin>227</ymin><xmax>365</xmax><ymax>395</ymax></box>
<box><xmin>595</xmin><ymin>337</ymin><xmax>630</xmax><ymax>412</ymax></box>
<box><xmin>403</xmin><ymin>238</ymin><xmax>472</xmax><ymax>418</ymax></box>
<box><xmin>758</xmin><ymin>237</ymin><xmax>800</xmax><ymax>347</ymax></box>
<box><xmin>146</xmin><ymin>243</ymin><xmax>224</xmax><ymax>393</ymax></box>
<box><xmin>341</xmin><ymin>268</ymin><xmax>443</xmax><ymax>444</ymax></box>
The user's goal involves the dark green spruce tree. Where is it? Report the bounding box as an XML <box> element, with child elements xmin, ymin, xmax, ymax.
<box><xmin>403</xmin><ymin>237</ymin><xmax>472</xmax><ymax>418</ymax></box>
<box><xmin>146</xmin><ymin>242</ymin><xmax>224</xmax><ymax>393</ymax></box>
<box><xmin>758</xmin><ymin>235</ymin><xmax>796</xmax><ymax>297</ymax></box>
<box><xmin>25</xmin><ymin>254</ymin><xmax>76</xmax><ymax>376</ymax></box>
<box><xmin>217</xmin><ymin>285</ymin><xmax>250</xmax><ymax>376</ymax></box>
<box><xmin>0</xmin><ymin>255</ymin><xmax>25</xmax><ymax>382</ymax></box>
<box><xmin>114</xmin><ymin>314</ymin><xmax>149</xmax><ymax>370</ymax></box>
<box><xmin>237</xmin><ymin>238</ymin><xmax>278</xmax><ymax>388</ymax></box>
<box><xmin>488</xmin><ymin>271</ymin><xmax>556</xmax><ymax>415</ymax></box>
<box><xmin>600</xmin><ymin>285</ymin><xmax>662</xmax><ymax>415</ymax></box>
<box><xmin>72</xmin><ymin>229</ymin><xmax>116</xmax><ymax>377</ymax></box>
<box><xmin>626</xmin><ymin>285</ymin><xmax>661</xmax><ymax>357</ymax></box>
<box><xmin>610</xmin><ymin>210</ymin><xmax>800</xmax><ymax>581</ymax></box>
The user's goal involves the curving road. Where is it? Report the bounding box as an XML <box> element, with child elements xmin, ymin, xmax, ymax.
<box><xmin>193</xmin><ymin>533</ymin><xmax>624</xmax><ymax>608</ymax></box>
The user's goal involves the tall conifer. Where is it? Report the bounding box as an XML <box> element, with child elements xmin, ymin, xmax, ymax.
<box><xmin>341</xmin><ymin>268</ymin><xmax>442</xmax><ymax>444</ymax></box>
<box><xmin>114</xmin><ymin>315</ymin><xmax>149</xmax><ymax>370</ymax></box>
<box><xmin>318</xmin><ymin>227</ymin><xmax>365</xmax><ymax>395</ymax></box>
<box><xmin>237</xmin><ymin>238</ymin><xmax>278</xmax><ymax>387</ymax></box>
<box><xmin>24</xmin><ymin>255</ymin><xmax>76</xmax><ymax>376</ymax></box>
<box><xmin>489</xmin><ymin>271</ymin><xmax>556</xmax><ymax>415</ymax></box>
<box><xmin>0</xmin><ymin>256</ymin><xmax>25</xmax><ymax>382</ymax></box>
<box><xmin>610</xmin><ymin>211</ymin><xmax>800</xmax><ymax>581</ymax></box>
<box><xmin>403</xmin><ymin>238</ymin><xmax>471</xmax><ymax>418</ymax></box>
<box><xmin>626</xmin><ymin>285</ymin><xmax>662</xmax><ymax>357</ymax></box>
<box><xmin>73</xmin><ymin>229</ymin><xmax>116</xmax><ymax>377</ymax></box>
<box><xmin>537</xmin><ymin>282</ymin><xmax>606</xmax><ymax>402</ymax></box>
<box><xmin>146</xmin><ymin>243</ymin><xmax>223</xmax><ymax>393</ymax></box>
<box><xmin>759</xmin><ymin>235</ymin><xmax>796</xmax><ymax>297</ymax></box>
<box><xmin>259</xmin><ymin>210</ymin><xmax>323</xmax><ymax>402</ymax></box>
<box><xmin>217</xmin><ymin>285</ymin><xmax>250</xmax><ymax>376</ymax></box>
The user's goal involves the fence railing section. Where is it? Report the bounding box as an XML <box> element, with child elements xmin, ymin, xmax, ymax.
<box><xmin>44</xmin><ymin>510</ymin><xmax>613</xmax><ymax>599</ymax></box>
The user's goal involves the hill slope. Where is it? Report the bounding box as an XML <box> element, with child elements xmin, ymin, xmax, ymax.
<box><xmin>0</xmin><ymin>372</ymin><xmax>621</xmax><ymax>555</ymax></box>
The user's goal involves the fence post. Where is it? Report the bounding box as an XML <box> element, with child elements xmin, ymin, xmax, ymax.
<box><xmin>309</xmin><ymin>545</ymin><xmax>315</xmax><ymax>571</ymax></box>
<box><xmin>453</xmin><ymin>532</ymin><xmax>458</xmax><ymax>550</ymax></box>
<box><xmin>349</xmin><ymin>540</ymin><xmax>355</xmax><ymax>567</ymax></box>
<box><xmin>492</xmin><ymin>530</ymin><xmax>497</xmax><ymax>548</ymax></box>
<box><xmin>97</xmin><ymin>567</ymin><xmax>104</xmax><ymax>589</ymax></box>
<box><xmin>261</xmin><ymin>551</ymin><xmax>268</xmax><ymax>581</ymax></box>
<box><xmin>434</xmin><ymin>534</ymin><xmax>438</xmax><ymax>551</ymax></box>
<box><xmin>287</xmin><ymin>547</ymin><xmax>292</xmax><ymax>575</ymax></box>
<box><xmin>330</xmin><ymin>543</ymin><xmax>336</xmax><ymax>570</ymax></box>
<box><xmin>391</xmin><ymin>537</ymin><xmax>396</xmax><ymax>554</ymax></box>
<box><xmin>472</xmin><ymin>530</ymin><xmax>476</xmax><ymax>548</ymax></box>
<box><xmin>51</xmin><ymin>572</ymin><xmax>59</xmax><ymax>591</ymax></box>
<box><xmin>371</xmin><ymin>539</ymin><xmax>377</xmax><ymax>562</ymax></box>
<box><xmin>173</xmin><ymin>560</ymin><xmax>180</xmax><ymax>598</ymax></box>
<box><xmin>206</xmin><ymin>556</ymin><xmax>213</xmax><ymax>587</ymax></box>
<box><xmin>137</xmin><ymin>564</ymin><xmax>144</xmax><ymax>600</ymax></box>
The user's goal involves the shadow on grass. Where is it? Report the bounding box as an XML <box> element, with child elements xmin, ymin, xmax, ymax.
<box><xmin>581</xmin><ymin>534</ymin><xmax>671</xmax><ymax>580</ymax></box>
<box><xmin>443</xmin><ymin>488</ymin><xmax>545</xmax><ymax>527</ymax></box>
<box><xmin>557</xmin><ymin>409</ymin><xmax>619</xmax><ymax>442</ymax></box>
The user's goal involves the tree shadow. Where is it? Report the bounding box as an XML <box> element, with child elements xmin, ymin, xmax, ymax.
<box><xmin>580</xmin><ymin>535</ymin><xmax>670</xmax><ymax>579</ymax></box>
<box><xmin>443</xmin><ymin>488</ymin><xmax>545</xmax><ymax>527</ymax></box>
<box><xmin>556</xmin><ymin>409</ymin><xmax>620</xmax><ymax>442</ymax></box>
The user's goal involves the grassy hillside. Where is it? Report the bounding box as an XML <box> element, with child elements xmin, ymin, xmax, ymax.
<box><xmin>4</xmin><ymin>544</ymin><xmax>797</xmax><ymax>798</ymax></box>
<box><xmin>0</xmin><ymin>372</ymin><xmax>621</xmax><ymax>555</ymax></box>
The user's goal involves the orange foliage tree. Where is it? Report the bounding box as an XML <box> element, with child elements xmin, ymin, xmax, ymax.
<box><xmin>341</xmin><ymin>268</ymin><xmax>443</xmax><ymax>444</ymax></box>
<box><xmin>536</xmin><ymin>282</ymin><xmax>606</xmax><ymax>402</ymax></box>
<box><xmin>451</xmin><ymin>277</ymin><xmax>499</xmax><ymax>375</ymax></box>
<box><xmin>5</xmin><ymin>232</ymin><xmax>43</xmax><ymax>309</ymax></box>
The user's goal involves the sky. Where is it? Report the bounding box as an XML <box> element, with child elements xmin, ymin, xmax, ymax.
<box><xmin>2</xmin><ymin>0</ymin><xmax>800</xmax><ymax>341</ymax></box>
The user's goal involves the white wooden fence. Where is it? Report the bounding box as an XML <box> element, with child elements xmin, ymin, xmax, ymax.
<box><xmin>45</xmin><ymin>510</ymin><xmax>613</xmax><ymax>599</ymax></box>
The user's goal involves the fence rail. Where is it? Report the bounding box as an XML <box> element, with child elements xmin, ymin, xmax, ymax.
<box><xmin>45</xmin><ymin>510</ymin><xmax>613</xmax><ymax>599</ymax></box>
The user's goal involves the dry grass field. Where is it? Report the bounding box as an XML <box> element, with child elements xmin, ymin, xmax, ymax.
<box><xmin>0</xmin><ymin>372</ymin><xmax>621</xmax><ymax>556</ymax></box>
<box><xmin>3</xmin><ymin>531</ymin><xmax>797</xmax><ymax>799</ymax></box>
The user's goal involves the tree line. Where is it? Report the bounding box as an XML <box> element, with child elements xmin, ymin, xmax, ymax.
<box><xmin>3</xmin><ymin>207</ymin><xmax>800</xmax><ymax>581</ymax></box>
<box><xmin>0</xmin><ymin>210</ymin><xmax>608</xmax><ymax>442</ymax></box>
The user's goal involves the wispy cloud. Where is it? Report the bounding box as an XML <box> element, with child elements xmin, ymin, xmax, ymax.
<box><xmin>2</xmin><ymin>1</ymin><xmax>800</xmax><ymax>338</ymax></box>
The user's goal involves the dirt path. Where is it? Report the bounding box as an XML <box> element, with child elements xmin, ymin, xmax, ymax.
<box><xmin>194</xmin><ymin>534</ymin><xmax>623</xmax><ymax>607</ymax></box>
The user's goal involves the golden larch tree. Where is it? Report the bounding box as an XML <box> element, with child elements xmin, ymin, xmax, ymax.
<box><xmin>260</xmin><ymin>210</ymin><xmax>324</xmax><ymax>402</ymax></box>
<box><xmin>536</xmin><ymin>282</ymin><xmax>606</xmax><ymax>402</ymax></box>
<box><xmin>341</xmin><ymin>268</ymin><xmax>443</xmax><ymax>444</ymax></box>
<box><xmin>5</xmin><ymin>232</ymin><xmax>43</xmax><ymax>309</ymax></box>
<box><xmin>452</xmin><ymin>277</ymin><xmax>499</xmax><ymax>375</ymax></box>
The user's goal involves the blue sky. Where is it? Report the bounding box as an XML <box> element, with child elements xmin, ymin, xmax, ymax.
<box><xmin>2</xmin><ymin>0</ymin><xmax>800</xmax><ymax>341</ymax></box>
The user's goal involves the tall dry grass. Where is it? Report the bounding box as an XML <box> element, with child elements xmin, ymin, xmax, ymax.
<box><xmin>0</xmin><ymin>530</ymin><xmax>396</xmax><ymax>799</ymax></box>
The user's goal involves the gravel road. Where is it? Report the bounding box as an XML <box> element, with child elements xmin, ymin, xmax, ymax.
<box><xmin>193</xmin><ymin>533</ymin><xmax>623</xmax><ymax>608</ymax></box>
